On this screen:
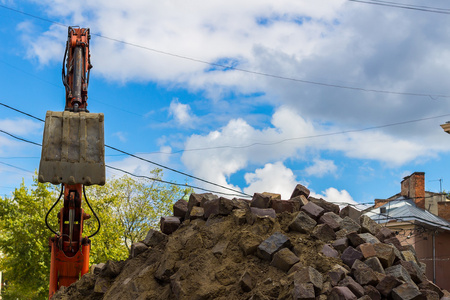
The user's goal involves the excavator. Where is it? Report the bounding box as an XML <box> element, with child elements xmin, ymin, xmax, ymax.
<box><xmin>38</xmin><ymin>27</ymin><xmax>105</xmax><ymax>299</ymax></box>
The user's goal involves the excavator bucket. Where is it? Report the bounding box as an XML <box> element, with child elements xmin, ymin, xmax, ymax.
<box><xmin>38</xmin><ymin>111</ymin><xmax>105</xmax><ymax>186</ymax></box>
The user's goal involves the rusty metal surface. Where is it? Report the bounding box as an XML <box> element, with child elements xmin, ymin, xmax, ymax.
<box><xmin>38</xmin><ymin>111</ymin><xmax>105</xmax><ymax>186</ymax></box>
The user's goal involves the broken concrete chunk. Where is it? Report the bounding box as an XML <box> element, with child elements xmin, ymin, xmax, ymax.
<box><xmin>129</xmin><ymin>242</ymin><xmax>148</xmax><ymax>258</ymax></box>
<box><xmin>292</xmin><ymin>282</ymin><xmax>315</xmax><ymax>300</ymax></box>
<box><xmin>189</xmin><ymin>206</ymin><xmax>205</xmax><ymax>220</ymax></box>
<box><xmin>392</xmin><ymin>283</ymin><xmax>421</xmax><ymax>300</ymax></box>
<box><xmin>347</xmin><ymin>232</ymin><xmax>366</xmax><ymax>247</ymax></box>
<box><xmin>256</xmin><ymin>231</ymin><xmax>291</xmax><ymax>261</ymax></box>
<box><xmin>341</xmin><ymin>246</ymin><xmax>364</xmax><ymax>268</ymax></box>
<box><xmin>270</xmin><ymin>247</ymin><xmax>300</xmax><ymax>272</ymax></box>
<box><xmin>376</xmin><ymin>275</ymin><xmax>402</xmax><ymax>297</ymax></box>
<box><xmin>328</xmin><ymin>265</ymin><xmax>347</xmax><ymax>286</ymax></box>
<box><xmin>401</xmin><ymin>250</ymin><xmax>418</xmax><ymax>264</ymax></box>
<box><xmin>375</xmin><ymin>227</ymin><xmax>395</xmax><ymax>242</ymax></box>
<box><xmin>339</xmin><ymin>276</ymin><xmax>364</xmax><ymax>297</ymax></box>
<box><xmin>309</xmin><ymin>196</ymin><xmax>340</xmax><ymax>214</ymax></box>
<box><xmin>398</xmin><ymin>260</ymin><xmax>424</xmax><ymax>284</ymax></box>
<box><xmin>319</xmin><ymin>212</ymin><xmax>341</xmax><ymax>231</ymax></box>
<box><xmin>329</xmin><ymin>286</ymin><xmax>357</xmax><ymax>300</ymax></box>
<box><xmin>261</xmin><ymin>192</ymin><xmax>281</xmax><ymax>200</ymax></box>
<box><xmin>291</xmin><ymin>194</ymin><xmax>309</xmax><ymax>207</ymax></box>
<box><xmin>373</xmin><ymin>243</ymin><xmax>395</xmax><ymax>268</ymax></box>
<box><xmin>420</xmin><ymin>289</ymin><xmax>439</xmax><ymax>300</ymax></box>
<box><xmin>364</xmin><ymin>256</ymin><xmax>385</xmax><ymax>274</ymax></box>
<box><xmin>91</xmin><ymin>262</ymin><xmax>105</xmax><ymax>275</ymax></box>
<box><xmin>364</xmin><ymin>285</ymin><xmax>381</xmax><ymax>300</ymax></box>
<box><xmin>290</xmin><ymin>184</ymin><xmax>310</xmax><ymax>199</ymax></box>
<box><xmin>246</xmin><ymin>207</ymin><xmax>276</xmax><ymax>225</ymax></box>
<box><xmin>321</xmin><ymin>244</ymin><xmax>339</xmax><ymax>258</ymax></box>
<box><xmin>351</xmin><ymin>260</ymin><xmax>378</xmax><ymax>286</ymax></box>
<box><xmin>250</xmin><ymin>193</ymin><xmax>272</xmax><ymax>208</ymax></box>
<box><xmin>173</xmin><ymin>199</ymin><xmax>188</xmax><ymax>220</ymax></box>
<box><xmin>312</xmin><ymin>223</ymin><xmax>336</xmax><ymax>242</ymax></box>
<box><xmin>100</xmin><ymin>260</ymin><xmax>125</xmax><ymax>278</ymax></box>
<box><xmin>339</xmin><ymin>205</ymin><xmax>362</xmax><ymax>222</ymax></box>
<box><xmin>203</xmin><ymin>197</ymin><xmax>234</xmax><ymax>218</ymax></box>
<box><xmin>160</xmin><ymin>216</ymin><xmax>181</xmax><ymax>234</ymax></box>
<box><xmin>358</xmin><ymin>243</ymin><xmax>376</xmax><ymax>259</ymax></box>
<box><xmin>339</xmin><ymin>216</ymin><xmax>361</xmax><ymax>233</ymax></box>
<box><xmin>293</xmin><ymin>266</ymin><xmax>323</xmax><ymax>292</ymax></box>
<box><xmin>271</xmin><ymin>199</ymin><xmax>300</xmax><ymax>213</ymax></box>
<box><xmin>187</xmin><ymin>193</ymin><xmax>202</xmax><ymax>211</ymax></box>
<box><xmin>301</xmin><ymin>201</ymin><xmax>325</xmax><ymax>220</ymax></box>
<box><xmin>289</xmin><ymin>211</ymin><xmax>317</xmax><ymax>233</ymax></box>
<box><xmin>358</xmin><ymin>233</ymin><xmax>380</xmax><ymax>244</ymax></box>
<box><xmin>332</xmin><ymin>237</ymin><xmax>349</xmax><ymax>253</ymax></box>
<box><xmin>359</xmin><ymin>215</ymin><xmax>381</xmax><ymax>235</ymax></box>
<box><xmin>385</xmin><ymin>265</ymin><xmax>414</xmax><ymax>285</ymax></box>
<box><xmin>418</xmin><ymin>280</ymin><xmax>444</xmax><ymax>298</ymax></box>
<box><xmin>143</xmin><ymin>229</ymin><xmax>168</xmax><ymax>247</ymax></box>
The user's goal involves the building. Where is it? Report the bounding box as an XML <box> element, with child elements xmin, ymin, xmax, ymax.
<box><xmin>364</xmin><ymin>172</ymin><xmax>450</xmax><ymax>290</ymax></box>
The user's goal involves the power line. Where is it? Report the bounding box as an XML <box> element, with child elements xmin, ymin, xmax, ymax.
<box><xmin>0</xmin><ymin>129</ymin><xmax>42</xmax><ymax>146</ymax></box>
<box><xmin>0</xmin><ymin>161</ymin><xmax>34</xmax><ymax>174</ymax></box>
<box><xmin>3</xmin><ymin>98</ymin><xmax>450</xmax><ymax>160</ymax></box>
<box><xmin>0</xmin><ymin>102</ymin><xmax>44</xmax><ymax>122</ymax></box>
<box><xmin>0</xmin><ymin>126</ymin><xmax>250</xmax><ymax>197</ymax></box>
<box><xmin>348</xmin><ymin>0</ymin><xmax>450</xmax><ymax>14</ymax></box>
<box><xmin>0</xmin><ymin>101</ymin><xmax>249</xmax><ymax>196</ymax></box>
<box><xmin>138</xmin><ymin>113</ymin><xmax>450</xmax><ymax>155</ymax></box>
<box><xmin>106</xmin><ymin>165</ymin><xmax>249</xmax><ymax>197</ymax></box>
<box><xmin>105</xmin><ymin>145</ymin><xmax>250</xmax><ymax>196</ymax></box>
<box><xmin>1</xmin><ymin>4</ymin><xmax>450</xmax><ymax>99</ymax></box>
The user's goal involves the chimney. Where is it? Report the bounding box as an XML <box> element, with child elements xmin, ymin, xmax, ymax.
<box><xmin>401</xmin><ymin>172</ymin><xmax>425</xmax><ymax>209</ymax></box>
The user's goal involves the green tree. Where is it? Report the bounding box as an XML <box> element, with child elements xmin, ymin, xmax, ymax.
<box><xmin>85</xmin><ymin>169</ymin><xmax>192</xmax><ymax>251</ymax></box>
<box><xmin>0</xmin><ymin>179</ymin><xmax>56</xmax><ymax>299</ymax></box>
<box><xmin>0</xmin><ymin>169</ymin><xmax>191</xmax><ymax>299</ymax></box>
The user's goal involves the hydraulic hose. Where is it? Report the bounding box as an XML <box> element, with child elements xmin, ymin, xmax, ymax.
<box><xmin>45</xmin><ymin>184</ymin><xmax>64</xmax><ymax>235</ymax></box>
<box><xmin>83</xmin><ymin>185</ymin><xmax>101</xmax><ymax>238</ymax></box>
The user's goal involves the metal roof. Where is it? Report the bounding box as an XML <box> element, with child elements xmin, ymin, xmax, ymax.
<box><xmin>364</xmin><ymin>197</ymin><xmax>450</xmax><ymax>231</ymax></box>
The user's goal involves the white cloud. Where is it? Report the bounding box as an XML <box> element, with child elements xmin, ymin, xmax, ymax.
<box><xmin>0</xmin><ymin>118</ymin><xmax>42</xmax><ymax>136</ymax></box>
<box><xmin>181</xmin><ymin>106</ymin><xmax>443</xmax><ymax>194</ymax></box>
<box><xmin>168</xmin><ymin>99</ymin><xmax>193</xmax><ymax>126</ymax></box>
<box><xmin>311</xmin><ymin>187</ymin><xmax>357</xmax><ymax>206</ymax></box>
<box><xmin>304</xmin><ymin>159</ymin><xmax>337</xmax><ymax>178</ymax></box>
<box><xmin>243</xmin><ymin>162</ymin><xmax>298</xmax><ymax>199</ymax></box>
<box><xmin>17</xmin><ymin>1</ymin><xmax>450</xmax><ymax>200</ymax></box>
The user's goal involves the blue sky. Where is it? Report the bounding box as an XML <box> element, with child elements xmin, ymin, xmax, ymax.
<box><xmin>2</xmin><ymin>0</ymin><xmax>450</xmax><ymax>205</ymax></box>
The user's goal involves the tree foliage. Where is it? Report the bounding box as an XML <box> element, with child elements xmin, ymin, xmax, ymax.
<box><xmin>0</xmin><ymin>169</ymin><xmax>191</xmax><ymax>299</ymax></box>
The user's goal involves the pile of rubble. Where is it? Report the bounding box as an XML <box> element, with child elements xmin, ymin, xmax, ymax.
<box><xmin>53</xmin><ymin>184</ymin><xmax>450</xmax><ymax>300</ymax></box>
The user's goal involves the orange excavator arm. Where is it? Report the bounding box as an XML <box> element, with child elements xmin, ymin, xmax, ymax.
<box><xmin>38</xmin><ymin>26</ymin><xmax>105</xmax><ymax>299</ymax></box>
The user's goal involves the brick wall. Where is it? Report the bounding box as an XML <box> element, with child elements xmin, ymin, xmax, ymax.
<box><xmin>438</xmin><ymin>202</ymin><xmax>450</xmax><ymax>221</ymax></box>
<box><xmin>374</xmin><ymin>199</ymin><xmax>390</xmax><ymax>208</ymax></box>
<box><xmin>401</xmin><ymin>172</ymin><xmax>425</xmax><ymax>209</ymax></box>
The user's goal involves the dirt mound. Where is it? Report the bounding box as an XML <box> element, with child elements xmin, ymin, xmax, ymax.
<box><xmin>52</xmin><ymin>186</ymin><xmax>450</xmax><ymax>300</ymax></box>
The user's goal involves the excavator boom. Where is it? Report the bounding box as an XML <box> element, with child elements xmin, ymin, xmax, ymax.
<box><xmin>38</xmin><ymin>26</ymin><xmax>105</xmax><ymax>299</ymax></box>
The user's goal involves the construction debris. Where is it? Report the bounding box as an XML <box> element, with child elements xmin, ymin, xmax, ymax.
<box><xmin>52</xmin><ymin>185</ymin><xmax>450</xmax><ymax>300</ymax></box>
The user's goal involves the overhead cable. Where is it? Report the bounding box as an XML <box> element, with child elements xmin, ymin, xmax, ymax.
<box><xmin>348</xmin><ymin>0</ymin><xmax>450</xmax><ymax>14</ymax></box>
<box><xmin>1</xmin><ymin>4</ymin><xmax>450</xmax><ymax>98</ymax></box>
<box><xmin>0</xmin><ymin>127</ymin><xmax>250</xmax><ymax>198</ymax></box>
<box><xmin>139</xmin><ymin>113</ymin><xmax>450</xmax><ymax>155</ymax></box>
<box><xmin>0</xmin><ymin>101</ymin><xmax>249</xmax><ymax>196</ymax></box>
